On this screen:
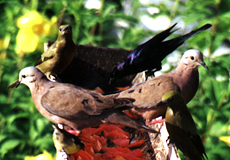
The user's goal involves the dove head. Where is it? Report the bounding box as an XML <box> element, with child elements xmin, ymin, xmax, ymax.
<box><xmin>8</xmin><ymin>67</ymin><xmax>44</xmax><ymax>89</ymax></box>
<box><xmin>181</xmin><ymin>49</ymin><xmax>208</xmax><ymax>70</ymax></box>
<box><xmin>59</xmin><ymin>25</ymin><xmax>72</xmax><ymax>38</ymax></box>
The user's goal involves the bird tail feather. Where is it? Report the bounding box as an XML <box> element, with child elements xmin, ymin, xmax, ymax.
<box><xmin>175</xmin><ymin>24</ymin><xmax>212</xmax><ymax>44</ymax></box>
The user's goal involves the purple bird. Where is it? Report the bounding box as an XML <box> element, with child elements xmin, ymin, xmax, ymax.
<box><xmin>109</xmin><ymin>23</ymin><xmax>212</xmax><ymax>85</ymax></box>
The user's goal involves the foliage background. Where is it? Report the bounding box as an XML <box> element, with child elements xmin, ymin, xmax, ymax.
<box><xmin>0</xmin><ymin>0</ymin><xmax>230</xmax><ymax>159</ymax></box>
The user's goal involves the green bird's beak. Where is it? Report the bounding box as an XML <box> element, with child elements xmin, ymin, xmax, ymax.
<box><xmin>156</xmin><ymin>99</ymin><xmax>171</xmax><ymax>108</ymax></box>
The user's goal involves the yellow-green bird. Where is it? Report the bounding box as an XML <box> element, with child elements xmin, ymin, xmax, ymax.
<box><xmin>35</xmin><ymin>25</ymin><xmax>76</xmax><ymax>81</ymax></box>
<box><xmin>158</xmin><ymin>91</ymin><xmax>208</xmax><ymax>160</ymax></box>
<box><xmin>52</xmin><ymin>124</ymin><xmax>84</xmax><ymax>155</ymax></box>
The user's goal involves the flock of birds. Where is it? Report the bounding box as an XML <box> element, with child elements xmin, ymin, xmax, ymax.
<box><xmin>8</xmin><ymin>23</ymin><xmax>212</xmax><ymax>160</ymax></box>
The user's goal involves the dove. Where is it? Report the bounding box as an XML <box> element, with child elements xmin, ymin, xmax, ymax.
<box><xmin>109</xmin><ymin>23</ymin><xmax>211</xmax><ymax>85</ymax></box>
<box><xmin>117</xmin><ymin>49</ymin><xmax>208</xmax><ymax>123</ymax></box>
<box><xmin>35</xmin><ymin>25</ymin><xmax>76</xmax><ymax>81</ymax></box>
<box><xmin>159</xmin><ymin>90</ymin><xmax>208</xmax><ymax>160</ymax></box>
<box><xmin>52</xmin><ymin>124</ymin><xmax>84</xmax><ymax>157</ymax></box>
<box><xmin>8</xmin><ymin>67</ymin><xmax>157</xmax><ymax>134</ymax></box>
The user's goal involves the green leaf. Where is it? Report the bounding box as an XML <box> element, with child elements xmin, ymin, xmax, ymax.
<box><xmin>207</xmin><ymin>109</ymin><xmax>214</xmax><ymax>127</ymax></box>
<box><xmin>0</xmin><ymin>139</ymin><xmax>20</xmax><ymax>157</ymax></box>
<box><xmin>0</xmin><ymin>135</ymin><xmax>7</xmax><ymax>143</ymax></box>
<box><xmin>34</xmin><ymin>134</ymin><xmax>53</xmax><ymax>150</ymax></box>
<box><xmin>102</xmin><ymin>4</ymin><xmax>116</xmax><ymax>18</ymax></box>
<box><xmin>36</xmin><ymin>118</ymin><xmax>50</xmax><ymax>133</ymax></box>
<box><xmin>6</xmin><ymin>112</ymin><xmax>30</xmax><ymax>126</ymax></box>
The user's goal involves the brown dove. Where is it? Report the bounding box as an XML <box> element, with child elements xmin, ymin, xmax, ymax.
<box><xmin>159</xmin><ymin>90</ymin><xmax>208</xmax><ymax>160</ymax></box>
<box><xmin>8</xmin><ymin>67</ymin><xmax>157</xmax><ymax>133</ymax></box>
<box><xmin>117</xmin><ymin>49</ymin><xmax>208</xmax><ymax>122</ymax></box>
<box><xmin>35</xmin><ymin>25</ymin><xmax>76</xmax><ymax>81</ymax></box>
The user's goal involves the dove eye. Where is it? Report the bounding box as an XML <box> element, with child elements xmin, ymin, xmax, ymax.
<box><xmin>190</xmin><ymin>56</ymin><xmax>195</xmax><ymax>61</ymax></box>
<box><xmin>22</xmin><ymin>75</ymin><xmax>26</xmax><ymax>78</ymax></box>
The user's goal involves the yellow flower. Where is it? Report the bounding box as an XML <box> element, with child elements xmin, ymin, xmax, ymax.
<box><xmin>16</xmin><ymin>11</ymin><xmax>57</xmax><ymax>54</ymax></box>
<box><xmin>0</xmin><ymin>35</ymin><xmax>10</xmax><ymax>59</ymax></box>
<box><xmin>219</xmin><ymin>136</ymin><xmax>230</xmax><ymax>147</ymax></box>
<box><xmin>24</xmin><ymin>150</ymin><xmax>54</xmax><ymax>160</ymax></box>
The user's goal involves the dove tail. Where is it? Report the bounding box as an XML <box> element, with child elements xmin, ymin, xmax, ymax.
<box><xmin>105</xmin><ymin>111</ymin><xmax>158</xmax><ymax>133</ymax></box>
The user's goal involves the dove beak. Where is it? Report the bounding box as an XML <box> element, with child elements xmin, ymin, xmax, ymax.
<box><xmin>7</xmin><ymin>80</ymin><xmax>21</xmax><ymax>89</ymax></box>
<box><xmin>199</xmin><ymin>61</ymin><xmax>209</xmax><ymax>70</ymax></box>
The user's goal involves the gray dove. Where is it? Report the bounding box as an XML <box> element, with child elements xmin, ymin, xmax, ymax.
<box><xmin>117</xmin><ymin>49</ymin><xmax>208</xmax><ymax>123</ymax></box>
<box><xmin>8</xmin><ymin>67</ymin><xmax>157</xmax><ymax>133</ymax></box>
